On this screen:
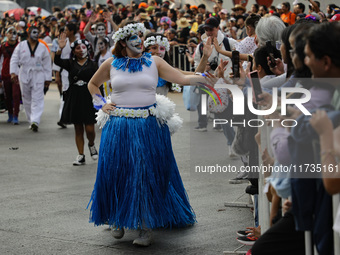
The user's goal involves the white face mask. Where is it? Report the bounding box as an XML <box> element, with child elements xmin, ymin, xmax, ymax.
<box><xmin>96</xmin><ymin>26</ymin><xmax>106</xmax><ymax>37</ymax></box>
<box><xmin>126</xmin><ymin>34</ymin><xmax>143</xmax><ymax>54</ymax></box>
<box><xmin>30</xmin><ymin>29</ymin><xmax>39</xmax><ymax>41</ymax></box>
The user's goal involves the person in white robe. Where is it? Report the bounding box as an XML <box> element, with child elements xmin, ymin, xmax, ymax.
<box><xmin>10</xmin><ymin>26</ymin><xmax>52</xmax><ymax>132</ymax></box>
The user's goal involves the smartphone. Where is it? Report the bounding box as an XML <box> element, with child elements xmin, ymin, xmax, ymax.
<box><xmin>248</xmin><ymin>55</ymin><xmax>253</xmax><ymax>72</ymax></box>
<box><xmin>232</xmin><ymin>50</ymin><xmax>240</xmax><ymax>78</ymax></box>
<box><xmin>248</xmin><ymin>70</ymin><xmax>263</xmax><ymax>103</ymax></box>
<box><xmin>266</xmin><ymin>41</ymin><xmax>276</xmax><ymax>68</ymax></box>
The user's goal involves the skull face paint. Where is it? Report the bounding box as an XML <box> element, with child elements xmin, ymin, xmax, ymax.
<box><xmin>30</xmin><ymin>29</ymin><xmax>39</xmax><ymax>41</ymax></box>
<box><xmin>158</xmin><ymin>45</ymin><xmax>166</xmax><ymax>58</ymax></box>
<box><xmin>6</xmin><ymin>28</ymin><xmax>17</xmax><ymax>41</ymax></box>
<box><xmin>96</xmin><ymin>25</ymin><xmax>106</xmax><ymax>37</ymax></box>
<box><xmin>98</xmin><ymin>41</ymin><xmax>106</xmax><ymax>51</ymax></box>
<box><xmin>80</xmin><ymin>44</ymin><xmax>88</xmax><ymax>58</ymax></box>
<box><xmin>125</xmin><ymin>34</ymin><xmax>143</xmax><ymax>54</ymax></box>
<box><xmin>10</xmin><ymin>31</ymin><xmax>17</xmax><ymax>41</ymax></box>
<box><xmin>75</xmin><ymin>43</ymin><xmax>88</xmax><ymax>59</ymax></box>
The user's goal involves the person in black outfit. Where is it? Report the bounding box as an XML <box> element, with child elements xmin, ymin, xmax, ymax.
<box><xmin>54</xmin><ymin>35</ymin><xmax>99</xmax><ymax>166</ymax></box>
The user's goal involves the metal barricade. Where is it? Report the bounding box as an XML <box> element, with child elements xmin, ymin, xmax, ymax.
<box><xmin>171</xmin><ymin>45</ymin><xmax>193</xmax><ymax>72</ymax></box>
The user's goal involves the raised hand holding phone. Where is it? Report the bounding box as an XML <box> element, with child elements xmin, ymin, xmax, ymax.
<box><xmin>231</xmin><ymin>50</ymin><xmax>240</xmax><ymax>78</ymax></box>
<box><xmin>247</xmin><ymin>70</ymin><xmax>263</xmax><ymax>103</ymax></box>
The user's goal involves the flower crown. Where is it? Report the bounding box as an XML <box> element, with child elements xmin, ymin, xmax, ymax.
<box><xmin>144</xmin><ymin>35</ymin><xmax>170</xmax><ymax>51</ymax></box>
<box><xmin>70</xmin><ymin>39</ymin><xmax>90</xmax><ymax>50</ymax></box>
<box><xmin>112</xmin><ymin>23</ymin><xmax>146</xmax><ymax>42</ymax></box>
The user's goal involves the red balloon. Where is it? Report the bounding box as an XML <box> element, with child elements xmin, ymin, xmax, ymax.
<box><xmin>256</xmin><ymin>0</ymin><xmax>274</xmax><ymax>8</ymax></box>
<box><xmin>232</xmin><ymin>0</ymin><xmax>249</xmax><ymax>7</ymax></box>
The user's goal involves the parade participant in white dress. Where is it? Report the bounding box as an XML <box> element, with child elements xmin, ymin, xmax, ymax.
<box><xmin>10</xmin><ymin>26</ymin><xmax>52</xmax><ymax>132</ymax></box>
<box><xmin>87</xmin><ymin>22</ymin><xmax>216</xmax><ymax>247</ymax></box>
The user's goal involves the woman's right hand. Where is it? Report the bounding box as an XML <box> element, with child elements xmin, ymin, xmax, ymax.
<box><xmin>268</xmin><ymin>57</ymin><xmax>285</xmax><ymax>76</ymax></box>
<box><xmin>282</xmin><ymin>199</ymin><xmax>292</xmax><ymax>214</ymax></box>
<box><xmin>58</xmin><ymin>32</ymin><xmax>67</xmax><ymax>49</ymax></box>
<box><xmin>101</xmin><ymin>103</ymin><xmax>116</xmax><ymax>114</ymax></box>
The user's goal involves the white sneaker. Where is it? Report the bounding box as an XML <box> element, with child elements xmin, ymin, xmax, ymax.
<box><xmin>88</xmin><ymin>144</ymin><xmax>98</xmax><ymax>160</ymax></box>
<box><xmin>73</xmin><ymin>154</ymin><xmax>85</xmax><ymax>166</ymax></box>
<box><xmin>228</xmin><ymin>145</ymin><xmax>237</xmax><ymax>159</ymax></box>
<box><xmin>133</xmin><ymin>229</ymin><xmax>153</xmax><ymax>246</ymax></box>
<box><xmin>111</xmin><ymin>228</ymin><xmax>125</xmax><ymax>239</ymax></box>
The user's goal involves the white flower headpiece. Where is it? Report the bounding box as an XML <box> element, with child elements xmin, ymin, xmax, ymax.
<box><xmin>112</xmin><ymin>23</ymin><xmax>146</xmax><ymax>42</ymax></box>
<box><xmin>143</xmin><ymin>35</ymin><xmax>170</xmax><ymax>51</ymax></box>
<box><xmin>70</xmin><ymin>39</ymin><xmax>90</xmax><ymax>50</ymax></box>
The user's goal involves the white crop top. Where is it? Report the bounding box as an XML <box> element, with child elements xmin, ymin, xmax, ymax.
<box><xmin>109</xmin><ymin>57</ymin><xmax>159</xmax><ymax>107</ymax></box>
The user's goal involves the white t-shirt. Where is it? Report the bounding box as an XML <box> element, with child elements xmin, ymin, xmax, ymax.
<box><xmin>98</xmin><ymin>50</ymin><xmax>112</xmax><ymax>67</ymax></box>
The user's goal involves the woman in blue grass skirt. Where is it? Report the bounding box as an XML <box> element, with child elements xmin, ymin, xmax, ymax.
<box><xmin>87</xmin><ymin>22</ymin><xmax>216</xmax><ymax>246</ymax></box>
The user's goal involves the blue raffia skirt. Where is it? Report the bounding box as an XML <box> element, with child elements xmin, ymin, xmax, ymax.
<box><xmin>88</xmin><ymin>105</ymin><xmax>196</xmax><ymax>229</ymax></box>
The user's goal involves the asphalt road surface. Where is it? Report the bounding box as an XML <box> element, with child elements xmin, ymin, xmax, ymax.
<box><xmin>0</xmin><ymin>84</ymin><xmax>253</xmax><ymax>255</ymax></box>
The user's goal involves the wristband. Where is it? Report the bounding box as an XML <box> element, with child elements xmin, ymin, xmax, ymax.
<box><xmin>92</xmin><ymin>93</ymin><xmax>107</xmax><ymax>110</ymax></box>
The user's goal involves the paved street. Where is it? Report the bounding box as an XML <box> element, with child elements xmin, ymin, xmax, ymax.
<box><xmin>0</xmin><ymin>84</ymin><xmax>253</xmax><ymax>255</ymax></box>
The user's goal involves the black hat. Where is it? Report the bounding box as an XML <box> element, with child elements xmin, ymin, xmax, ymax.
<box><xmin>203</xmin><ymin>17</ymin><xmax>219</xmax><ymax>29</ymax></box>
<box><xmin>197</xmin><ymin>24</ymin><xmax>205</xmax><ymax>34</ymax></box>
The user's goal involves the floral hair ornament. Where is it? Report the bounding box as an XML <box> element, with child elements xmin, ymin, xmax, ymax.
<box><xmin>112</xmin><ymin>23</ymin><xmax>146</xmax><ymax>42</ymax></box>
<box><xmin>144</xmin><ymin>35</ymin><xmax>170</xmax><ymax>51</ymax></box>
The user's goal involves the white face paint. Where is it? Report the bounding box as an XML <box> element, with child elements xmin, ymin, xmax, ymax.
<box><xmin>96</xmin><ymin>25</ymin><xmax>106</xmax><ymax>37</ymax></box>
<box><xmin>98</xmin><ymin>41</ymin><xmax>106</xmax><ymax>51</ymax></box>
<box><xmin>158</xmin><ymin>45</ymin><xmax>166</xmax><ymax>58</ymax></box>
<box><xmin>11</xmin><ymin>31</ymin><xmax>17</xmax><ymax>41</ymax></box>
<box><xmin>126</xmin><ymin>34</ymin><xmax>143</xmax><ymax>54</ymax></box>
<box><xmin>30</xmin><ymin>29</ymin><xmax>39</xmax><ymax>41</ymax></box>
<box><xmin>80</xmin><ymin>44</ymin><xmax>88</xmax><ymax>58</ymax></box>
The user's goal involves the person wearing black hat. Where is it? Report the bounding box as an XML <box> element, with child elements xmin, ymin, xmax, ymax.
<box><xmin>193</xmin><ymin>16</ymin><xmax>237</xmax><ymax>146</ymax></box>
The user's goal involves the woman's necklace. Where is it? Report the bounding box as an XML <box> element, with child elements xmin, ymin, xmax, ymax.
<box><xmin>111</xmin><ymin>52</ymin><xmax>152</xmax><ymax>73</ymax></box>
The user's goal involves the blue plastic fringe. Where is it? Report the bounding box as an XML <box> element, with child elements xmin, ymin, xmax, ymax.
<box><xmin>88</xmin><ymin>106</ymin><xmax>196</xmax><ymax>230</ymax></box>
<box><xmin>111</xmin><ymin>52</ymin><xmax>152</xmax><ymax>73</ymax></box>
<box><xmin>157</xmin><ymin>77</ymin><xmax>167</xmax><ymax>88</ymax></box>
<box><xmin>93</xmin><ymin>94</ymin><xmax>107</xmax><ymax>110</ymax></box>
